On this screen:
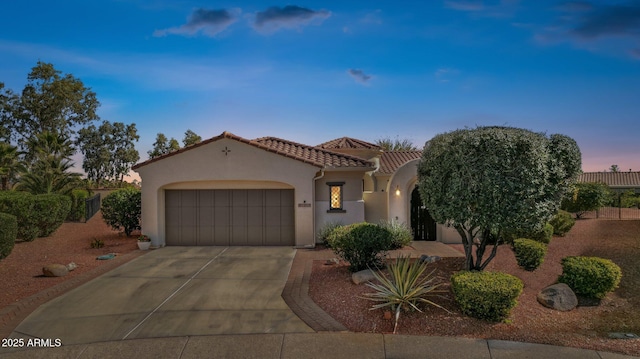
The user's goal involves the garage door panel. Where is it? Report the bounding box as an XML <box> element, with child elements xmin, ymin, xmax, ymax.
<box><xmin>214</xmin><ymin>226</ymin><xmax>230</xmax><ymax>246</ymax></box>
<box><xmin>232</xmin><ymin>190</ymin><xmax>247</xmax><ymax>206</ymax></box>
<box><xmin>247</xmin><ymin>207</ymin><xmax>263</xmax><ymax>226</ymax></box>
<box><xmin>181</xmin><ymin>207</ymin><xmax>197</xmax><ymax>226</ymax></box>
<box><xmin>232</xmin><ymin>227</ymin><xmax>248</xmax><ymax>245</ymax></box>
<box><xmin>247</xmin><ymin>190</ymin><xmax>264</xmax><ymax>206</ymax></box>
<box><xmin>199</xmin><ymin>190</ymin><xmax>214</xmax><ymax>206</ymax></box>
<box><xmin>281</xmin><ymin>206</ymin><xmax>294</xmax><ymax>226</ymax></box>
<box><xmin>265</xmin><ymin>190</ymin><xmax>281</xmax><ymax>206</ymax></box>
<box><xmin>166</xmin><ymin>189</ymin><xmax>294</xmax><ymax>246</ymax></box>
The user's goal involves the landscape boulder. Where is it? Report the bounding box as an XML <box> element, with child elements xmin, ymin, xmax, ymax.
<box><xmin>66</xmin><ymin>262</ymin><xmax>77</xmax><ymax>271</ymax></box>
<box><xmin>419</xmin><ymin>255</ymin><xmax>441</xmax><ymax>264</ymax></box>
<box><xmin>537</xmin><ymin>283</ymin><xmax>578</xmax><ymax>311</ymax></box>
<box><xmin>43</xmin><ymin>264</ymin><xmax>69</xmax><ymax>277</ymax></box>
<box><xmin>352</xmin><ymin>269</ymin><xmax>376</xmax><ymax>285</ymax></box>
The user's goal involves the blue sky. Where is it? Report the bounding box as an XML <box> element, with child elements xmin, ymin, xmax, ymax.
<box><xmin>1</xmin><ymin>0</ymin><xmax>640</xmax><ymax>173</ymax></box>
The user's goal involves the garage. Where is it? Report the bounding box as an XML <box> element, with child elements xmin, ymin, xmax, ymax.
<box><xmin>165</xmin><ymin>189</ymin><xmax>295</xmax><ymax>246</ymax></box>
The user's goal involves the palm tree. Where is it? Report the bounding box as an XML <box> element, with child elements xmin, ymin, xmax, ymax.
<box><xmin>0</xmin><ymin>142</ymin><xmax>20</xmax><ymax>190</ymax></box>
<box><xmin>16</xmin><ymin>131</ymin><xmax>80</xmax><ymax>195</ymax></box>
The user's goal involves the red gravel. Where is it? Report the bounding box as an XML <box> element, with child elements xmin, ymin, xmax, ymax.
<box><xmin>309</xmin><ymin>219</ymin><xmax>640</xmax><ymax>357</ymax></box>
<box><xmin>0</xmin><ymin>212</ymin><xmax>140</xmax><ymax>310</ymax></box>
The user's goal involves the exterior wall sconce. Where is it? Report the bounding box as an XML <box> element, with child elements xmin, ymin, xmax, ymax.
<box><xmin>395</xmin><ymin>185</ymin><xmax>400</xmax><ymax>196</ymax></box>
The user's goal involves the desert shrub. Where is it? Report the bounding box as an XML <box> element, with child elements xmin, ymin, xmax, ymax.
<box><xmin>549</xmin><ymin>210</ymin><xmax>575</xmax><ymax>236</ymax></box>
<box><xmin>561</xmin><ymin>181</ymin><xmax>611</xmax><ymax>218</ymax></box>
<box><xmin>33</xmin><ymin>194</ymin><xmax>71</xmax><ymax>237</ymax></box>
<box><xmin>558</xmin><ymin>256</ymin><xmax>622</xmax><ymax>299</ymax></box>
<box><xmin>0</xmin><ymin>191</ymin><xmax>38</xmax><ymax>241</ymax></box>
<box><xmin>451</xmin><ymin>271</ymin><xmax>523</xmax><ymax>322</ymax></box>
<box><xmin>328</xmin><ymin>222</ymin><xmax>394</xmax><ymax>272</ymax></box>
<box><xmin>513</xmin><ymin>238</ymin><xmax>547</xmax><ymax>271</ymax></box>
<box><xmin>0</xmin><ymin>212</ymin><xmax>17</xmax><ymax>259</ymax></box>
<box><xmin>621</xmin><ymin>190</ymin><xmax>640</xmax><ymax>208</ymax></box>
<box><xmin>363</xmin><ymin>255</ymin><xmax>448</xmax><ymax>334</ymax></box>
<box><xmin>101</xmin><ymin>187</ymin><xmax>141</xmax><ymax>236</ymax></box>
<box><xmin>317</xmin><ymin>221</ymin><xmax>343</xmax><ymax>248</ymax></box>
<box><xmin>67</xmin><ymin>189</ymin><xmax>89</xmax><ymax>221</ymax></box>
<box><xmin>379</xmin><ymin>219</ymin><xmax>413</xmax><ymax>249</ymax></box>
<box><xmin>504</xmin><ymin>223</ymin><xmax>553</xmax><ymax>244</ymax></box>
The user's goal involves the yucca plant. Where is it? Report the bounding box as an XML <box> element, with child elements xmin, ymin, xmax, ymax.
<box><xmin>363</xmin><ymin>255</ymin><xmax>449</xmax><ymax>334</ymax></box>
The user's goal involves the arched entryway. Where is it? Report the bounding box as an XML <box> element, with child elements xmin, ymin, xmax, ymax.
<box><xmin>410</xmin><ymin>186</ymin><xmax>437</xmax><ymax>241</ymax></box>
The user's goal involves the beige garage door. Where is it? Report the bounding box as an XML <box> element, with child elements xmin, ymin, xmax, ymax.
<box><xmin>165</xmin><ymin>189</ymin><xmax>295</xmax><ymax>246</ymax></box>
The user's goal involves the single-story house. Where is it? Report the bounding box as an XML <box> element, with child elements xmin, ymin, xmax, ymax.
<box><xmin>132</xmin><ymin>131</ymin><xmax>460</xmax><ymax>248</ymax></box>
<box><xmin>578</xmin><ymin>172</ymin><xmax>640</xmax><ymax>194</ymax></box>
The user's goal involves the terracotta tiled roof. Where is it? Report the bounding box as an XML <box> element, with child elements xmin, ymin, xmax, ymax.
<box><xmin>378</xmin><ymin>151</ymin><xmax>422</xmax><ymax>174</ymax></box>
<box><xmin>316</xmin><ymin>137</ymin><xmax>381</xmax><ymax>150</ymax></box>
<box><xmin>133</xmin><ymin>132</ymin><xmax>375</xmax><ymax>170</ymax></box>
<box><xmin>578</xmin><ymin>172</ymin><xmax>640</xmax><ymax>188</ymax></box>
<box><xmin>253</xmin><ymin>136</ymin><xmax>375</xmax><ymax>169</ymax></box>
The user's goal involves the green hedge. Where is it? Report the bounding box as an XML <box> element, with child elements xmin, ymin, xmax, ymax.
<box><xmin>558</xmin><ymin>256</ymin><xmax>622</xmax><ymax>299</ymax></box>
<box><xmin>513</xmin><ymin>238</ymin><xmax>547</xmax><ymax>271</ymax></box>
<box><xmin>0</xmin><ymin>212</ymin><xmax>17</xmax><ymax>259</ymax></box>
<box><xmin>0</xmin><ymin>192</ymin><xmax>70</xmax><ymax>241</ymax></box>
<box><xmin>549</xmin><ymin>210</ymin><xmax>575</xmax><ymax>236</ymax></box>
<box><xmin>34</xmin><ymin>194</ymin><xmax>71</xmax><ymax>237</ymax></box>
<box><xmin>451</xmin><ymin>271</ymin><xmax>523</xmax><ymax>322</ymax></box>
<box><xmin>327</xmin><ymin>222</ymin><xmax>394</xmax><ymax>272</ymax></box>
<box><xmin>0</xmin><ymin>192</ymin><xmax>38</xmax><ymax>241</ymax></box>
<box><xmin>316</xmin><ymin>221</ymin><xmax>343</xmax><ymax>248</ymax></box>
<box><xmin>67</xmin><ymin>189</ymin><xmax>89</xmax><ymax>221</ymax></box>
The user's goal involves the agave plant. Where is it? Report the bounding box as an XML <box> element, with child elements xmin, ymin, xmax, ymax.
<box><xmin>363</xmin><ymin>255</ymin><xmax>449</xmax><ymax>334</ymax></box>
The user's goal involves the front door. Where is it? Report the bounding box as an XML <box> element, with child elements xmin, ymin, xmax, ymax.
<box><xmin>410</xmin><ymin>186</ymin><xmax>437</xmax><ymax>241</ymax></box>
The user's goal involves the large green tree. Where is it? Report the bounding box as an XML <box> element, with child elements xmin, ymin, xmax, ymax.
<box><xmin>182</xmin><ymin>129</ymin><xmax>202</xmax><ymax>147</ymax></box>
<box><xmin>417</xmin><ymin>126</ymin><xmax>581</xmax><ymax>271</ymax></box>
<box><xmin>147</xmin><ymin>133</ymin><xmax>179</xmax><ymax>159</ymax></box>
<box><xmin>77</xmin><ymin>121</ymin><xmax>139</xmax><ymax>186</ymax></box>
<box><xmin>5</xmin><ymin>62</ymin><xmax>99</xmax><ymax>150</ymax></box>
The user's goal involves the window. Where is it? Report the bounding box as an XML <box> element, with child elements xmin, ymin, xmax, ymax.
<box><xmin>327</xmin><ymin>182</ymin><xmax>346</xmax><ymax>213</ymax></box>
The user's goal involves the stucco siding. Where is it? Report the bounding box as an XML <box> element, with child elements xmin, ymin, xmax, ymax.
<box><xmin>135</xmin><ymin>138</ymin><xmax>319</xmax><ymax>247</ymax></box>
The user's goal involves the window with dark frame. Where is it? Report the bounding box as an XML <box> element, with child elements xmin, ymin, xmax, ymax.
<box><xmin>327</xmin><ymin>182</ymin><xmax>346</xmax><ymax>213</ymax></box>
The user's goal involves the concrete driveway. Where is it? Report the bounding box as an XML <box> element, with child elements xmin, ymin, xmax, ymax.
<box><xmin>8</xmin><ymin>247</ymin><xmax>313</xmax><ymax>345</ymax></box>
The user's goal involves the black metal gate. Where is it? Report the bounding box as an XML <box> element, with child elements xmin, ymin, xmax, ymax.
<box><xmin>85</xmin><ymin>194</ymin><xmax>101</xmax><ymax>222</ymax></box>
<box><xmin>410</xmin><ymin>186</ymin><xmax>436</xmax><ymax>241</ymax></box>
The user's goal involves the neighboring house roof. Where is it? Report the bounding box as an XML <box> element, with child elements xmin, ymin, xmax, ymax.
<box><xmin>253</xmin><ymin>136</ymin><xmax>375</xmax><ymax>169</ymax></box>
<box><xmin>579</xmin><ymin>172</ymin><xmax>640</xmax><ymax>188</ymax></box>
<box><xmin>316</xmin><ymin>137</ymin><xmax>381</xmax><ymax>150</ymax></box>
<box><xmin>378</xmin><ymin>151</ymin><xmax>422</xmax><ymax>175</ymax></box>
<box><xmin>133</xmin><ymin>131</ymin><xmax>375</xmax><ymax>170</ymax></box>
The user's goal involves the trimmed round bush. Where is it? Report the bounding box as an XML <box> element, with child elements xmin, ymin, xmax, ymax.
<box><xmin>327</xmin><ymin>222</ymin><xmax>394</xmax><ymax>272</ymax></box>
<box><xmin>558</xmin><ymin>256</ymin><xmax>622</xmax><ymax>299</ymax></box>
<box><xmin>451</xmin><ymin>271</ymin><xmax>524</xmax><ymax>322</ymax></box>
<box><xmin>0</xmin><ymin>212</ymin><xmax>17</xmax><ymax>259</ymax></box>
<box><xmin>513</xmin><ymin>238</ymin><xmax>547</xmax><ymax>271</ymax></box>
<box><xmin>101</xmin><ymin>188</ymin><xmax>141</xmax><ymax>236</ymax></box>
<box><xmin>379</xmin><ymin>220</ymin><xmax>413</xmax><ymax>249</ymax></box>
<box><xmin>549</xmin><ymin>210</ymin><xmax>575</xmax><ymax>236</ymax></box>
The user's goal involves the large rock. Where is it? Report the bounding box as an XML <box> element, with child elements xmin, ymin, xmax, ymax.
<box><xmin>537</xmin><ymin>283</ymin><xmax>578</xmax><ymax>311</ymax></box>
<box><xmin>352</xmin><ymin>269</ymin><xmax>377</xmax><ymax>285</ymax></box>
<box><xmin>43</xmin><ymin>264</ymin><xmax>69</xmax><ymax>277</ymax></box>
<box><xmin>419</xmin><ymin>255</ymin><xmax>441</xmax><ymax>264</ymax></box>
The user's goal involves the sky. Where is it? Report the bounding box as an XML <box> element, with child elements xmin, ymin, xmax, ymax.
<box><xmin>1</xmin><ymin>0</ymin><xmax>639</xmax><ymax>175</ymax></box>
